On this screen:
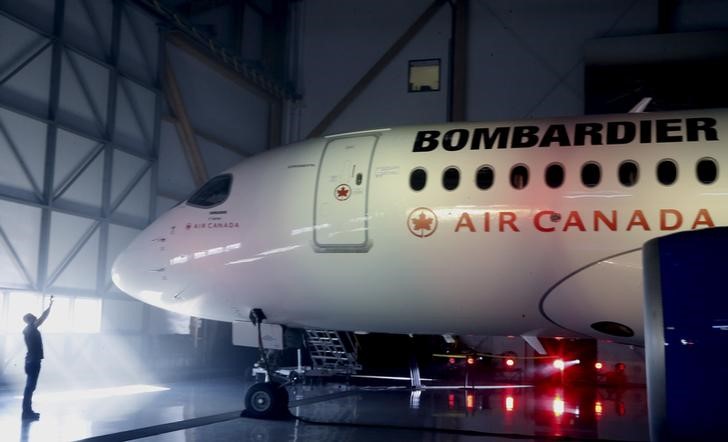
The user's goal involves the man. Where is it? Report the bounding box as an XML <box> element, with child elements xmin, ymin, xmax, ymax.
<box><xmin>21</xmin><ymin>295</ymin><xmax>53</xmax><ymax>421</ymax></box>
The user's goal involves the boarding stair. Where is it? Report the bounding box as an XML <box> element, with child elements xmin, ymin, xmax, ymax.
<box><xmin>304</xmin><ymin>329</ymin><xmax>362</xmax><ymax>376</ymax></box>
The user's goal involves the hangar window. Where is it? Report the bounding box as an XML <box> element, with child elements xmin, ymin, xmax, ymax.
<box><xmin>581</xmin><ymin>162</ymin><xmax>601</xmax><ymax>187</ymax></box>
<box><xmin>657</xmin><ymin>160</ymin><xmax>678</xmax><ymax>185</ymax></box>
<box><xmin>545</xmin><ymin>163</ymin><xmax>564</xmax><ymax>188</ymax></box>
<box><xmin>410</xmin><ymin>168</ymin><xmax>427</xmax><ymax>191</ymax></box>
<box><xmin>187</xmin><ymin>174</ymin><xmax>232</xmax><ymax>208</ymax></box>
<box><xmin>510</xmin><ymin>165</ymin><xmax>529</xmax><ymax>189</ymax></box>
<box><xmin>476</xmin><ymin>166</ymin><xmax>494</xmax><ymax>190</ymax></box>
<box><xmin>408</xmin><ymin>59</ymin><xmax>440</xmax><ymax>92</ymax></box>
<box><xmin>696</xmin><ymin>158</ymin><xmax>718</xmax><ymax>184</ymax></box>
<box><xmin>618</xmin><ymin>161</ymin><xmax>639</xmax><ymax>187</ymax></box>
<box><xmin>443</xmin><ymin>167</ymin><xmax>460</xmax><ymax>190</ymax></box>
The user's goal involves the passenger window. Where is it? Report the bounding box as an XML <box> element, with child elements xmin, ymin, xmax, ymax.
<box><xmin>476</xmin><ymin>166</ymin><xmax>494</xmax><ymax>190</ymax></box>
<box><xmin>657</xmin><ymin>160</ymin><xmax>678</xmax><ymax>185</ymax></box>
<box><xmin>697</xmin><ymin>158</ymin><xmax>717</xmax><ymax>184</ymax></box>
<box><xmin>410</xmin><ymin>168</ymin><xmax>427</xmax><ymax>191</ymax></box>
<box><xmin>510</xmin><ymin>165</ymin><xmax>529</xmax><ymax>189</ymax></box>
<box><xmin>618</xmin><ymin>161</ymin><xmax>639</xmax><ymax>187</ymax></box>
<box><xmin>545</xmin><ymin>163</ymin><xmax>564</xmax><ymax>188</ymax></box>
<box><xmin>187</xmin><ymin>174</ymin><xmax>232</xmax><ymax>208</ymax></box>
<box><xmin>581</xmin><ymin>162</ymin><xmax>601</xmax><ymax>188</ymax></box>
<box><xmin>443</xmin><ymin>167</ymin><xmax>460</xmax><ymax>191</ymax></box>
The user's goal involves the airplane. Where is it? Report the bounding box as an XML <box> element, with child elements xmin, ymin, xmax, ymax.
<box><xmin>111</xmin><ymin>107</ymin><xmax>726</xmax><ymax>418</ymax></box>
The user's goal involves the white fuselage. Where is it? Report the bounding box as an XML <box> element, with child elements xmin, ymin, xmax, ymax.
<box><xmin>112</xmin><ymin>109</ymin><xmax>728</xmax><ymax>345</ymax></box>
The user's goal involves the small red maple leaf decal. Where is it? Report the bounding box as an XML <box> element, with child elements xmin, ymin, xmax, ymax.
<box><xmin>411</xmin><ymin>212</ymin><xmax>433</xmax><ymax>231</ymax></box>
<box><xmin>337</xmin><ymin>186</ymin><xmax>350</xmax><ymax>198</ymax></box>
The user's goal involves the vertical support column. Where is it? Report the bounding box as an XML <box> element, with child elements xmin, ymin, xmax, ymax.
<box><xmin>97</xmin><ymin>0</ymin><xmax>122</xmax><ymax>298</ymax></box>
<box><xmin>38</xmin><ymin>0</ymin><xmax>66</xmax><ymax>294</ymax></box>
<box><xmin>149</xmin><ymin>23</ymin><xmax>165</xmax><ymax>223</ymax></box>
<box><xmin>449</xmin><ymin>0</ymin><xmax>468</xmax><ymax>122</ymax></box>
<box><xmin>658</xmin><ymin>0</ymin><xmax>678</xmax><ymax>34</ymax></box>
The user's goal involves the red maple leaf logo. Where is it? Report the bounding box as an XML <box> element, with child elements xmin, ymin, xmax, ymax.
<box><xmin>407</xmin><ymin>208</ymin><xmax>437</xmax><ymax>238</ymax></box>
<box><xmin>411</xmin><ymin>212</ymin><xmax>433</xmax><ymax>231</ymax></box>
<box><xmin>337</xmin><ymin>186</ymin><xmax>350</xmax><ymax>198</ymax></box>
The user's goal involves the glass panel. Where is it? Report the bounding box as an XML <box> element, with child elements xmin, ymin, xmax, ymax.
<box><xmin>657</xmin><ymin>160</ymin><xmax>678</xmax><ymax>185</ymax></box>
<box><xmin>442</xmin><ymin>167</ymin><xmax>460</xmax><ymax>191</ymax></box>
<box><xmin>73</xmin><ymin>298</ymin><xmax>102</xmax><ymax>333</ymax></box>
<box><xmin>6</xmin><ymin>292</ymin><xmax>42</xmax><ymax>333</ymax></box>
<box><xmin>545</xmin><ymin>163</ymin><xmax>564</xmax><ymax>188</ymax></box>
<box><xmin>187</xmin><ymin>174</ymin><xmax>232</xmax><ymax>208</ymax></box>
<box><xmin>476</xmin><ymin>166</ymin><xmax>494</xmax><ymax>190</ymax></box>
<box><xmin>619</xmin><ymin>161</ymin><xmax>639</xmax><ymax>187</ymax></box>
<box><xmin>408</xmin><ymin>59</ymin><xmax>440</xmax><ymax>92</ymax></box>
<box><xmin>581</xmin><ymin>163</ymin><xmax>601</xmax><ymax>187</ymax></box>
<box><xmin>511</xmin><ymin>165</ymin><xmax>529</xmax><ymax>189</ymax></box>
<box><xmin>697</xmin><ymin>158</ymin><xmax>717</xmax><ymax>184</ymax></box>
<box><xmin>410</xmin><ymin>168</ymin><xmax>426</xmax><ymax>191</ymax></box>
<box><xmin>43</xmin><ymin>296</ymin><xmax>72</xmax><ymax>333</ymax></box>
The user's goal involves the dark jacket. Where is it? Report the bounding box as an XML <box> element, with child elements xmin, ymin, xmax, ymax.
<box><xmin>23</xmin><ymin>324</ymin><xmax>44</xmax><ymax>362</ymax></box>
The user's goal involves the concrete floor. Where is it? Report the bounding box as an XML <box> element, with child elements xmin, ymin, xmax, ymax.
<box><xmin>0</xmin><ymin>377</ymin><xmax>649</xmax><ymax>441</ymax></box>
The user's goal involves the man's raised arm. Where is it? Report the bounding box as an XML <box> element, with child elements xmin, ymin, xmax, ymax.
<box><xmin>35</xmin><ymin>296</ymin><xmax>54</xmax><ymax>327</ymax></box>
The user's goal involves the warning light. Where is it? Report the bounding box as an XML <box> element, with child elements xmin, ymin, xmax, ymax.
<box><xmin>553</xmin><ymin>396</ymin><xmax>565</xmax><ymax>416</ymax></box>
<box><xmin>466</xmin><ymin>392</ymin><xmax>475</xmax><ymax>410</ymax></box>
<box><xmin>505</xmin><ymin>396</ymin><xmax>514</xmax><ymax>412</ymax></box>
<box><xmin>553</xmin><ymin>359</ymin><xmax>565</xmax><ymax>370</ymax></box>
<box><xmin>448</xmin><ymin>393</ymin><xmax>455</xmax><ymax>410</ymax></box>
<box><xmin>505</xmin><ymin>358</ymin><xmax>515</xmax><ymax>367</ymax></box>
<box><xmin>448</xmin><ymin>357</ymin><xmax>456</xmax><ymax>365</ymax></box>
<box><xmin>595</xmin><ymin>401</ymin><xmax>603</xmax><ymax>416</ymax></box>
<box><xmin>467</xmin><ymin>357</ymin><xmax>475</xmax><ymax>365</ymax></box>
<box><xmin>595</xmin><ymin>362</ymin><xmax>603</xmax><ymax>370</ymax></box>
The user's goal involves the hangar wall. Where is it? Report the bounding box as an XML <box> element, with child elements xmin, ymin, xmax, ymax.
<box><xmin>0</xmin><ymin>0</ymin><xmax>272</xmax><ymax>385</ymax></box>
<box><xmin>294</xmin><ymin>0</ymin><xmax>728</xmax><ymax>138</ymax></box>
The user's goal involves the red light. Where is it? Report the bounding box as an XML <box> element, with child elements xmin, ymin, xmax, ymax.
<box><xmin>448</xmin><ymin>357</ymin><xmax>456</xmax><ymax>365</ymax></box>
<box><xmin>553</xmin><ymin>359</ymin><xmax>565</xmax><ymax>370</ymax></box>
<box><xmin>467</xmin><ymin>357</ymin><xmax>475</xmax><ymax>365</ymax></box>
<box><xmin>505</xmin><ymin>396</ymin><xmax>514</xmax><ymax>412</ymax></box>
<box><xmin>553</xmin><ymin>396</ymin><xmax>565</xmax><ymax>416</ymax></box>
<box><xmin>595</xmin><ymin>401</ymin><xmax>603</xmax><ymax>416</ymax></box>
<box><xmin>595</xmin><ymin>362</ymin><xmax>603</xmax><ymax>370</ymax></box>
<box><xmin>448</xmin><ymin>393</ymin><xmax>455</xmax><ymax>410</ymax></box>
<box><xmin>505</xmin><ymin>358</ymin><xmax>515</xmax><ymax>367</ymax></box>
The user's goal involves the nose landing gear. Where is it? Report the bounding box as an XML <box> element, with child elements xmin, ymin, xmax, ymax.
<box><xmin>240</xmin><ymin>309</ymin><xmax>293</xmax><ymax>420</ymax></box>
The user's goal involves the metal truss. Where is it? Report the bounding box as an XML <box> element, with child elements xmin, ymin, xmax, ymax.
<box><xmin>0</xmin><ymin>0</ymin><xmax>163</xmax><ymax>300</ymax></box>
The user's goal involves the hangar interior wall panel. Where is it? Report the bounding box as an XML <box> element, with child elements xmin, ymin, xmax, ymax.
<box><xmin>0</xmin><ymin>1</ymin><xmax>162</xmax><ymax>312</ymax></box>
<box><xmin>295</xmin><ymin>0</ymin><xmax>728</xmax><ymax>136</ymax></box>
<box><xmin>298</xmin><ymin>0</ymin><xmax>450</xmax><ymax>137</ymax></box>
<box><xmin>167</xmin><ymin>44</ymin><xmax>270</xmax><ymax>155</ymax></box>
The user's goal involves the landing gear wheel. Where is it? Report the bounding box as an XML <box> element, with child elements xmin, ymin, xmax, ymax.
<box><xmin>242</xmin><ymin>382</ymin><xmax>292</xmax><ymax>420</ymax></box>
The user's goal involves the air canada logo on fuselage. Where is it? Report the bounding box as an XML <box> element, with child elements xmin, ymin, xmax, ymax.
<box><xmin>408</xmin><ymin>208</ymin><xmax>438</xmax><ymax>238</ymax></box>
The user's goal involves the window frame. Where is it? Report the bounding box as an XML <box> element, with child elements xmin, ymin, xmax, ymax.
<box><xmin>545</xmin><ymin>162</ymin><xmax>565</xmax><ymax>189</ymax></box>
<box><xmin>656</xmin><ymin>159</ymin><xmax>679</xmax><ymax>186</ymax></box>
<box><xmin>475</xmin><ymin>165</ymin><xmax>495</xmax><ymax>190</ymax></box>
<box><xmin>442</xmin><ymin>166</ymin><xmax>461</xmax><ymax>191</ymax></box>
<box><xmin>618</xmin><ymin>160</ymin><xmax>640</xmax><ymax>187</ymax></box>
<box><xmin>186</xmin><ymin>174</ymin><xmax>234</xmax><ymax>209</ymax></box>
<box><xmin>696</xmin><ymin>157</ymin><xmax>718</xmax><ymax>185</ymax></box>
<box><xmin>409</xmin><ymin>167</ymin><xmax>428</xmax><ymax>191</ymax></box>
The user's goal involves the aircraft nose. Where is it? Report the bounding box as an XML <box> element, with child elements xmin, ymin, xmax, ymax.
<box><xmin>111</xmin><ymin>228</ymin><xmax>169</xmax><ymax>303</ymax></box>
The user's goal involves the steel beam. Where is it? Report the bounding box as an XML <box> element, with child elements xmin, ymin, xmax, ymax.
<box><xmin>307</xmin><ymin>0</ymin><xmax>447</xmax><ymax>138</ymax></box>
<box><xmin>0</xmin><ymin>9</ymin><xmax>158</xmax><ymax>93</ymax></box>
<box><xmin>38</xmin><ymin>0</ymin><xmax>66</xmax><ymax>293</ymax></box>
<box><xmin>449</xmin><ymin>0</ymin><xmax>468</xmax><ymax>122</ymax></box>
<box><xmin>163</xmin><ymin>53</ymin><xmax>208</xmax><ymax>187</ymax></box>
<box><xmin>162</xmin><ymin>115</ymin><xmax>250</xmax><ymax>156</ymax></box>
<box><xmin>166</xmin><ymin>31</ymin><xmax>281</xmax><ymax>103</ymax></box>
<box><xmin>97</xmin><ymin>0</ymin><xmax>123</xmax><ymax>297</ymax></box>
<box><xmin>658</xmin><ymin>0</ymin><xmax>678</xmax><ymax>33</ymax></box>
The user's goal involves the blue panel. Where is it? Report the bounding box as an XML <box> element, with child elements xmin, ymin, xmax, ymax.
<box><xmin>652</xmin><ymin>228</ymin><xmax>728</xmax><ymax>439</ymax></box>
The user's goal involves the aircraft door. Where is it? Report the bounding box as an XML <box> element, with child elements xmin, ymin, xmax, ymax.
<box><xmin>314</xmin><ymin>135</ymin><xmax>377</xmax><ymax>251</ymax></box>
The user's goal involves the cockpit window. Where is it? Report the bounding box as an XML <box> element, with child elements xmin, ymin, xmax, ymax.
<box><xmin>187</xmin><ymin>174</ymin><xmax>232</xmax><ymax>208</ymax></box>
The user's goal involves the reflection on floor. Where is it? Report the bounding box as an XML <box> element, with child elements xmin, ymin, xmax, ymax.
<box><xmin>0</xmin><ymin>377</ymin><xmax>649</xmax><ymax>441</ymax></box>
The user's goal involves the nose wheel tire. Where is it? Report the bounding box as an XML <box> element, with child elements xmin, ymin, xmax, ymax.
<box><xmin>242</xmin><ymin>382</ymin><xmax>292</xmax><ymax>420</ymax></box>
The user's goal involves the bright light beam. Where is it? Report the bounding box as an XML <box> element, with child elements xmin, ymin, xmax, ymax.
<box><xmin>14</xmin><ymin>384</ymin><xmax>169</xmax><ymax>403</ymax></box>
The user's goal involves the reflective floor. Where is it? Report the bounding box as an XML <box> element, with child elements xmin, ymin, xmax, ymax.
<box><xmin>0</xmin><ymin>377</ymin><xmax>649</xmax><ymax>441</ymax></box>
